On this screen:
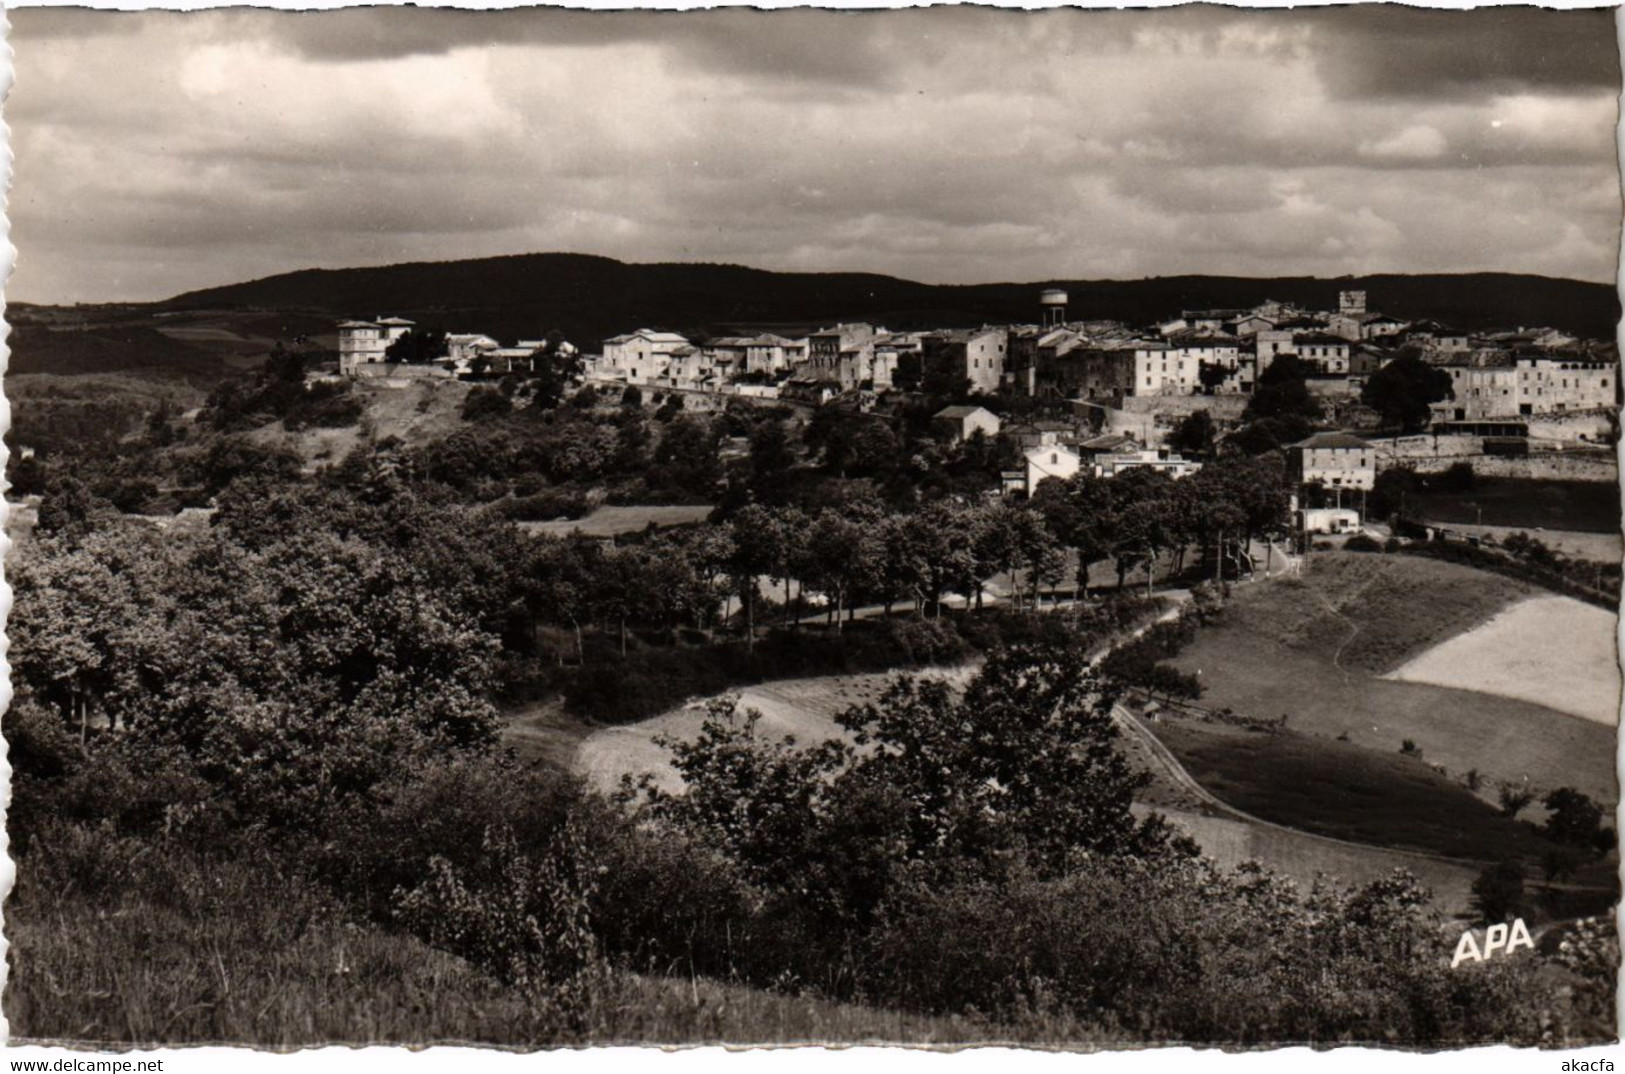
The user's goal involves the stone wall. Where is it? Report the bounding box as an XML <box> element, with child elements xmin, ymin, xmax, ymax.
<box><xmin>1115</xmin><ymin>393</ymin><xmax>1250</xmax><ymax>421</ymax></box>
<box><xmin>1408</xmin><ymin>453</ymin><xmax>1619</xmax><ymax>482</ymax></box>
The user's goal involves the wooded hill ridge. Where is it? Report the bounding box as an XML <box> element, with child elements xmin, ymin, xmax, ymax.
<box><xmin>165</xmin><ymin>252</ymin><xmax>1622</xmax><ymax>346</ymax></box>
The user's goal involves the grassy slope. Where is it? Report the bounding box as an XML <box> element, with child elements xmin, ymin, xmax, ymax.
<box><xmin>1407</xmin><ymin>478</ymin><xmax>1622</xmax><ymax>536</ymax></box>
<box><xmin>1213</xmin><ymin>553</ymin><xmax>1533</xmax><ymax>675</ymax></box>
<box><xmin>247</xmin><ymin>377</ymin><xmax>473</xmax><ymax>470</ymax></box>
<box><xmin>1168</xmin><ymin>553</ymin><xmax>1618</xmax><ymax>804</ymax></box>
<box><xmin>3</xmin><ymin>858</ymin><xmax>1045</xmax><ymax>1048</ymax></box>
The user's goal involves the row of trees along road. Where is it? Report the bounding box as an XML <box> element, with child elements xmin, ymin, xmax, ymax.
<box><xmin>521</xmin><ymin>450</ymin><xmax>1294</xmax><ymax>662</ymax></box>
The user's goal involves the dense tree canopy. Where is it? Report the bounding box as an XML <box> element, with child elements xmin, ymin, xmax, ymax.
<box><xmin>1362</xmin><ymin>353</ymin><xmax>1455</xmax><ymax>432</ymax></box>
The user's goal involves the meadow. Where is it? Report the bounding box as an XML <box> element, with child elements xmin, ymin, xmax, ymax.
<box><xmin>1168</xmin><ymin>552</ymin><xmax>1619</xmax><ymax>804</ymax></box>
<box><xmin>1154</xmin><ymin>721</ymin><xmax>1564</xmax><ymax>862</ymax></box>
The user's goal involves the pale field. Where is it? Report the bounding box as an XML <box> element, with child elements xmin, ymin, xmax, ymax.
<box><xmin>521</xmin><ymin>503</ymin><xmax>714</xmax><ymax>538</ymax></box>
<box><xmin>576</xmin><ymin>664</ymin><xmax>977</xmax><ymax>794</ymax></box>
<box><xmin>1386</xmin><ymin>595</ymin><xmax>1621</xmax><ymax>727</ymax></box>
<box><xmin>1450</xmin><ymin>522</ymin><xmax>1623</xmax><ymax>564</ymax></box>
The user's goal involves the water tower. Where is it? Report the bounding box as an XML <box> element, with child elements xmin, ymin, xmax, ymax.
<box><xmin>1040</xmin><ymin>288</ymin><xmax>1069</xmax><ymax>327</ymax></box>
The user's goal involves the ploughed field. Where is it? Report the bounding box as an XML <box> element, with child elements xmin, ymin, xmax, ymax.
<box><xmin>1167</xmin><ymin>552</ymin><xmax>1618</xmax><ymax>806</ymax></box>
<box><xmin>1385</xmin><ymin>595</ymin><xmax>1619</xmax><ymax>726</ymax></box>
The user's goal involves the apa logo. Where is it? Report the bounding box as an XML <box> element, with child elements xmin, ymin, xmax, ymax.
<box><xmin>1451</xmin><ymin>917</ymin><xmax>1534</xmax><ymax>968</ymax></box>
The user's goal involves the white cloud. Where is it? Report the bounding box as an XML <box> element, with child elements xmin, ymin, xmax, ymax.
<box><xmin>1360</xmin><ymin>125</ymin><xmax>1449</xmax><ymax>161</ymax></box>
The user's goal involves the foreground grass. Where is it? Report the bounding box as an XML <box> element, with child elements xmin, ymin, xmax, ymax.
<box><xmin>4</xmin><ymin>850</ymin><xmax>1027</xmax><ymax>1048</ymax></box>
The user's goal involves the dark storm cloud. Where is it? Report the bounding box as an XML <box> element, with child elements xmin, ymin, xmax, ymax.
<box><xmin>1304</xmin><ymin>5</ymin><xmax>1621</xmax><ymax>101</ymax></box>
<box><xmin>244</xmin><ymin>6</ymin><xmax>980</xmax><ymax>90</ymax></box>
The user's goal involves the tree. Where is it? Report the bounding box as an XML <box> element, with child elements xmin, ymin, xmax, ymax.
<box><xmin>900</xmin><ymin>500</ymin><xmax>979</xmax><ymax>618</ymax></box>
<box><xmin>651</xmin><ymin>414</ymin><xmax>721</xmax><ymax>496</ymax></box>
<box><xmin>462</xmin><ymin>386</ymin><xmax>512</xmax><ymax>421</ymax></box>
<box><xmin>385</xmin><ymin>328</ymin><xmax>449</xmax><ymax>364</ymax></box>
<box><xmin>747</xmin><ymin>418</ymin><xmax>796</xmax><ymax>489</ymax></box>
<box><xmin>641</xmin><ymin>643</ymin><xmax>1167</xmax><ymax>915</ymax></box>
<box><xmin>1031</xmin><ymin>472</ymin><xmax>1116</xmax><ymax>600</ymax></box>
<box><xmin>1369</xmin><ymin>466</ymin><xmax>1421</xmax><ymax>522</ymax></box>
<box><xmin>725</xmin><ymin>505</ymin><xmax>782</xmax><ymax>650</ymax></box>
<box><xmin>1197</xmin><ymin>361</ymin><xmax>1231</xmax><ymax>394</ymax></box>
<box><xmin>1362</xmin><ymin>355</ymin><xmax>1454</xmax><ymax>433</ymax></box>
<box><xmin>1169</xmin><ymin>409</ymin><xmax>1217</xmax><ymax>460</ymax></box>
<box><xmin>34</xmin><ymin>475</ymin><xmax>105</xmax><ymax>539</ymax></box>
<box><xmin>1541</xmin><ymin>788</ymin><xmax>1606</xmax><ymax>851</ymax></box>
<box><xmin>1244</xmin><ymin>355</ymin><xmax>1322</xmax><ymax>426</ymax></box>
<box><xmin>1498</xmin><ymin>782</ymin><xmax>1535</xmax><ymax>820</ymax></box>
<box><xmin>802</xmin><ymin>507</ymin><xmax>885</xmax><ymax>632</ymax></box>
<box><xmin>528</xmin><ymin>332</ymin><xmax>582</xmax><ymax>409</ymax></box>
<box><xmin>1470</xmin><ymin>862</ymin><xmax>1527</xmax><ymax>925</ymax></box>
<box><xmin>838</xmin><ymin>643</ymin><xmax>1164</xmax><ymax>872</ymax></box>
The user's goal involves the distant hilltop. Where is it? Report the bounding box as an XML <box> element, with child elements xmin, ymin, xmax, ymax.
<box><xmin>162</xmin><ymin>252</ymin><xmax>1622</xmax><ymax>348</ymax></box>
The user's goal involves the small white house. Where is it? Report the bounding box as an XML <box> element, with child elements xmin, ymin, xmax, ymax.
<box><xmin>932</xmin><ymin>405</ymin><xmax>1002</xmax><ymax>444</ymax></box>
<box><xmin>1023</xmin><ymin>444</ymin><xmax>1082</xmax><ymax>496</ymax></box>
<box><xmin>1301</xmin><ymin>507</ymin><xmax>1362</xmax><ymax>535</ymax></box>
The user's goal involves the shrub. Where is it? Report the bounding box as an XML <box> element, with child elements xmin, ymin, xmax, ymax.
<box><xmin>463</xmin><ymin>386</ymin><xmax>513</xmax><ymax>421</ymax></box>
<box><xmin>501</xmin><ymin>489</ymin><xmax>592</xmax><ymax>522</ymax></box>
<box><xmin>393</xmin><ymin>822</ymin><xmax>601</xmax><ymax>992</ymax></box>
<box><xmin>1541</xmin><ymin>787</ymin><xmax>1606</xmax><ymax>850</ymax></box>
<box><xmin>1498</xmin><ymin>782</ymin><xmax>1536</xmax><ymax>819</ymax></box>
<box><xmin>1344</xmin><ymin>534</ymin><xmax>1383</xmax><ymax>553</ymax></box>
<box><xmin>1471</xmin><ymin>862</ymin><xmax>1528</xmax><ymax>924</ymax></box>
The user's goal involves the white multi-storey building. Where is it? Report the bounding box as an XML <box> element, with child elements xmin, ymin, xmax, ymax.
<box><xmin>338</xmin><ymin>316</ymin><xmax>416</xmax><ymax>374</ymax></box>
<box><xmin>1439</xmin><ymin>356</ymin><xmax>1617</xmax><ymax>420</ymax></box>
<box><xmin>600</xmin><ymin>329</ymin><xmax>693</xmax><ymax>385</ymax></box>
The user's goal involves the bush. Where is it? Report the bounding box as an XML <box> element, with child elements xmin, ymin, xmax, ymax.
<box><xmin>501</xmin><ymin>490</ymin><xmax>592</xmax><ymax>522</ymax></box>
<box><xmin>1498</xmin><ymin>782</ymin><xmax>1536</xmax><ymax>819</ymax></box>
<box><xmin>1435</xmin><ymin>461</ymin><xmax>1477</xmax><ymax>493</ymax></box>
<box><xmin>867</xmin><ymin>859</ymin><xmax>1544</xmax><ymax>1044</ymax></box>
<box><xmin>463</xmin><ymin>386</ymin><xmax>514</xmax><ymax>421</ymax></box>
<box><xmin>1471</xmin><ymin>862</ymin><xmax>1528</xmax><ymax>924</ymax></box>
<box><xmin>1344</xmin><ymin>534</ymin><xmax>1383</xmax><ymax>553</ymax></box>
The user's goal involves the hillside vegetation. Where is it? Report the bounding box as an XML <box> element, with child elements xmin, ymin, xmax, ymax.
<box><xmin>8</xmin><ymin>322</ymin><xmax>254</xmax><ymax>380</ymax></box>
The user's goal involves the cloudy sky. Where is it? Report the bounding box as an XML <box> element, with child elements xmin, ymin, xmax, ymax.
<box><xmin>8</xmin><ymin>4</ymin><xmax>1622</xmax><ymax>303</ymax></box>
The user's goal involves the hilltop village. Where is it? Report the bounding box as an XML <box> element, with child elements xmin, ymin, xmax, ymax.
<box><xmin>335</xmin><ymin>286</ymin><xmax>1620</xmax><ymax>518</ymax></box>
